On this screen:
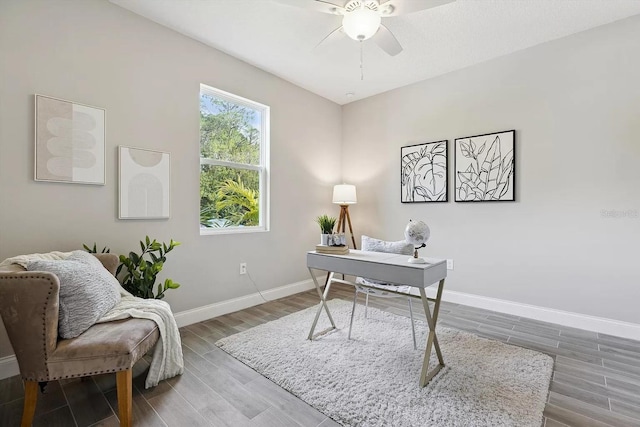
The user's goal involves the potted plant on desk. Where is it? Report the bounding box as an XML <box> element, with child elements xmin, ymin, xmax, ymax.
<box><xmin>316</xmin><ymin>214</ymin><xmax>337</xmax><ymax>245</ymax></box>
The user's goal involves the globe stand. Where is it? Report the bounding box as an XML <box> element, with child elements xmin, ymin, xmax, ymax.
<box><xmin>407</xmin><ymin>244</ymin><xmax>426</xmax><ymax>264</ymax></box>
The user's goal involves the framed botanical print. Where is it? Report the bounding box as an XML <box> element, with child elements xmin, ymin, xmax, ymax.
<box><xmin>455</xmin><ymin>130</ymin><xmax>515</xmax><ymax>202</ymax></box>
<box><xmin>401</xmin><ymin>140</ymin><xmax>448</xmax><ymax>203</ymax></box>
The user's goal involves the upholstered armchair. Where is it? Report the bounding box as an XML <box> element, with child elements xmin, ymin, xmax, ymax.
<box><xmin>0</xmin><ymin>254</ymin><xmax>159</xmax><ymax>427</ymax></box>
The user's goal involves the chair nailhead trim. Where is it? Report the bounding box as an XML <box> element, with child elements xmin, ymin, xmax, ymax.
<box><xmin>27</xmin><ymin>368</ymin><xmax>127</xmax><ymax>381</ymax></box>
<box><xmin>3</xmin><ymin>274</ymin><xmax>55</xmax><ymax>380</ymax></box>
<box><xmin>42</xmin><ymin>279</ymin><xmax>54</xmax><ymax>377</ymax></box>
<box><xmin>6</xmin><ymin>274</ymin><xmax>136</xmax><ymax>383</ymax></box>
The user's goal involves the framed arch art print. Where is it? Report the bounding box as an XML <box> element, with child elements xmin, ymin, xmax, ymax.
<box><xmin>118</xmin><ymin>146</ymin><xmax>171</xmax><ymax>219</ymax></box>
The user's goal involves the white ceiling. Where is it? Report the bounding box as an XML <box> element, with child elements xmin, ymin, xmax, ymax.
<box><xmin>110</xmin><ymin>0</ymin><xmax>640</xmax><ymax>105</ymax></box>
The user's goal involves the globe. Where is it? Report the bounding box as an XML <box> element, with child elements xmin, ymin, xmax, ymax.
<box><xmin>404</xmin><ymin>220</ymin><xmax>430</xmax><ymax>264</ymax></box>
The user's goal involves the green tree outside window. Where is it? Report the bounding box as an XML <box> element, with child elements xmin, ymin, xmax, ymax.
<box><xmin>199</xmin><ymin>90</ymin><xmax>266</xmax><ymax>229</ymax></box>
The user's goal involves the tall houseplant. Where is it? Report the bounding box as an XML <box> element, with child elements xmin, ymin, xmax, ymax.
<box><xmin>116</xmin><ymin>236</ymin><xmax>181</xmax><ymax>299</ymax></box>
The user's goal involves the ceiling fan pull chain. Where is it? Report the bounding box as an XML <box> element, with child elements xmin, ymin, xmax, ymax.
<box><xmin>360</xmin><ymin>41</ymin><xmax>364</xmax><ymax>81</ymax></box>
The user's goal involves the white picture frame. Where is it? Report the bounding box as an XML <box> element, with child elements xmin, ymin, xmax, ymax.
<box><xmin>118</xmin><ymin>146</ymin><xmax>171</xmax><ymax>219</ymax></box>
<box><xmin>34</xmin><ymin>94</ymin><xmax>105</xmax><ymax>185</ymax></box>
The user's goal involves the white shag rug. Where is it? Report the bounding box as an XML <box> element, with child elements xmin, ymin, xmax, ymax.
<box><xmin>216</xmin><ymin>300</ymin><xmax>553</xmax><ymax>427</ymax></box>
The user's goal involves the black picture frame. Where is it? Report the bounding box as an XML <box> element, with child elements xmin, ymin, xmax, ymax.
<box><xmin>401</xmin><ymin>140</ymin><xmax>448</xmax><ymax>203</ymax></box>
<box><xmin>454</xmin><ymin>130</ymin><xmax>515</xmax><ymax>202</ymax></box>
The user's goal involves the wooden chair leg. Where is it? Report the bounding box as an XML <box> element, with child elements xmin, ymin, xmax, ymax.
<box><xmin>21</xmin><ymin>380</ymin><xmax>38</xmax><ymax>427</ymax></box>
<box><xmin>116</xmin><ymin>369</ymin><xmax>132</xmax><ymax>427</ymax></box>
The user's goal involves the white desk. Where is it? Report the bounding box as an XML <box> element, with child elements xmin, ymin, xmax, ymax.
<box><xmin>306</xmin><ymin>250</ymin><xmax>447</xmax><ymax>387</ymax></box>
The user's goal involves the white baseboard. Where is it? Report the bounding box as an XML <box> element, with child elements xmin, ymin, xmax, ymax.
<box><xmin>413</xmin><ymin>287</ymin><xmax>640</xmax><ymax>341</ymax></box>
<box><xmin>173</xmin><ymin>277</ymin><xmax>317</xmax><ymax>328</ymax></box>
<box><xmin>0</xmin><ymin>355</ymin><xmax>19</xmax><ymax>380</ymax></box>
<box><xmin>0</xmin><ymin>277</ymin><xmax>317</xmax><ymax>381</ymax></box>
<box><xmin>3</xmin><ymin>279</ymin><xmax>639</xmax><ymax>381</ymax></box>
<box><xmin>175</xmin><ymin>277</ymin><xmax>640</xmax><ymax>340</ymax></box>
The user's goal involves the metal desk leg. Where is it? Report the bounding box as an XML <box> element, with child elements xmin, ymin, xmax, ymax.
<box><xmin>418</xmin><ymin>279</ymin><xmax>446</xmax><ymax>387</ymax></box>
<box><xmin>307</xmin><ymin>269</ymin><xmax>337</xmax><ymax>340</ymax></box>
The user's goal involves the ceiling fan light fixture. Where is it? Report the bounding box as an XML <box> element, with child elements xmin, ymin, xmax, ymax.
<box><xmin>342</xmin><ymin>7</ymin><xmax>381</xmax><ymax>41</ymax></box>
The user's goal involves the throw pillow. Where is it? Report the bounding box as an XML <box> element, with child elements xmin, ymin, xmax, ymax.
<box><xmin>360</xmin><ymin>235</ymin><xmax>414</xmax><ymax>285</ymax></box>
<box><xmin>361</xmin><ymin>235</ymin><xmax>414</xmax><ymax>256</ymax></box>
<box><xmin>27</xmin><ymin>251</ymin><xmax>121</xmax><ymax>339</ymax></box>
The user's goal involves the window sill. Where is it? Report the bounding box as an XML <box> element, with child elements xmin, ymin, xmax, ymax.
<box><xmin>200</xmin><ymin>226</ymin><xmax>269</xmax><ymax>236</ymax></box>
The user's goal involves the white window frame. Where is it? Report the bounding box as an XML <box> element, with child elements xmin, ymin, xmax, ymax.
<box><xmin>199</xmin><ymin>84</ymin><xmax>270</xmax><ymax>235</ymax></box>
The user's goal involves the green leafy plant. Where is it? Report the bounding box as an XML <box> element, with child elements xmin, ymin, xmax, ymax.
<box><xmin>199</xmin><ymin>204</ymin><xmax>217</xmax><ymax>228</ymax></box>
<box><xmin>215</xmin><ymin>178</ymin><xmax>259</xmax><ymax>226</ymax></box>
<box><xmin>316</xmin><ymin>214</ymin><xmax>337</xmax><ymax>234</ymax></box>
<box><xmin>82</xmin><ymin>243</ymin><xmax>111</xmax><ymax>253</ymax></box>
<box><xmin>116</xmin><ymin>236</ymin><xmax>181</xmax><ymax>299</ymax></box>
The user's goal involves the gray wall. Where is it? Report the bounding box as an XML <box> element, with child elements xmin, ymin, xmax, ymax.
<box><xmin>2</xmin><ymin>0</ymin><xmax>639</xmax><ymax>361</ymax></box>
<box><xmin>342</xmin><ymin>15</ymin><xmax>640</xmax><ymax>324</ymax></box>
<box><xmin>0</xmin><ymin>0</ymin><xmax>342</xmax><ymax>357</ymax></box>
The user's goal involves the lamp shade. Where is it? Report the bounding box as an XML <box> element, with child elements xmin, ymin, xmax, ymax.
<box><xmin>342</xmin><ymin>7</ymin><xmax>381</xmax><ymax>41</ymax></box>
<box><xmin>332</xmin><ymin>184</ymin><xmax>357</xmax><ymax>205</ymax></box>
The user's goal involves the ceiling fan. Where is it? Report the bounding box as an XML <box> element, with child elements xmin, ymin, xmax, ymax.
<box><xmin>274</xmin><ymin>0</ymin><xmax>455</xmax><ymax>56</ymax></box>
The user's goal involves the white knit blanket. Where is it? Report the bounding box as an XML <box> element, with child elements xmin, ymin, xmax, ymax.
<box><xmin>0</xmin><ymin>252</ymin><xmax>184</xmax><ymax>388</ymax></box>
<box><xmin>98</xmin><ymin>293</ymin><xmax>184</xmax><ymax>388</ymax></box>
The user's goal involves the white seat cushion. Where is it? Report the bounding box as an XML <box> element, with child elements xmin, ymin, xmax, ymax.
<box><xmin>358</xmin><ymin>235</ymin><xmax>414</xmax><ymax>289</ymax></box>
<box><xmin>355</xmin><ymin>277</ymin><xmax>412</xmax><ymax>297</ymax></box>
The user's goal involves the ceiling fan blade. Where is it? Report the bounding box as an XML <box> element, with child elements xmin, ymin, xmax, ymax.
<box><xmin>314</xmin><ymin>26</ymin><xmax>346</xmax><ymax>50</ymax></box>
<box><xmin>372</xmin><ymin>24</ymin><xmax>403</xmax><ymax>56</ymax></box>
<box><xmin>378</xmin><ymin>0</ymin><xmax>455</xmax><ymax>16</ymax></box>
<box><xmin>272</xmin><ymin>0</ymin><xmax>345</xmax><ymax>15</ymax></box>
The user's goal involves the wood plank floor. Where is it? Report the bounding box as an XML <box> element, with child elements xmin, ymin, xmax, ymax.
<box><xmin>1</xmin><ymin>283</ymin><xmax>640</xmax><ymax>426</ymax></box>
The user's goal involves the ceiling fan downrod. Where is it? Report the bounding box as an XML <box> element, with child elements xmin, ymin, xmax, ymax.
<box><xmin>360</xmin><ymin>41</ymin><xmax>364</xmax><ymax>80</ymax></box>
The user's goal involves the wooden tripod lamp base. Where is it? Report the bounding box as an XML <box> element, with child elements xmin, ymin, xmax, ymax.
<box><xmin>336</xmin><ymin>205</ymin><xmax>357</xmax><ymax>249</ymax></box>
<box><xmin>332</xmin><ymin>184</ymin><xmax>358</xmax><ymax>249</ymax></box>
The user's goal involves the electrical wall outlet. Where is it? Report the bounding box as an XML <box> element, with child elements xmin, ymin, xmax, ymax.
<box><xmin>446</xmin><ymin>259</ymin><xmax>454</xmax><ymax>270</ymax></box>
<box><xmin>239</xmin><ymin>262</ymin><xmax>247</xmax><ymax>275</ymax></box>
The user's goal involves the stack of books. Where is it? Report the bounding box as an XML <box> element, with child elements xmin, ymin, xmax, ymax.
<box><xmin>315</xmin><ymin>244</ymin><xmax>349</xmax><ymax>255</ymax></box>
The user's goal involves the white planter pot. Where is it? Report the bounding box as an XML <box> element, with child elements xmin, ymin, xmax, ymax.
<box><xmin>320</xmin><ymin>234</ymin><xmax>330</xmax><ymax>245</ymax></box>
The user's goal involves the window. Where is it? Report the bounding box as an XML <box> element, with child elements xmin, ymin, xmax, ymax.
<box><xmin>199</xmin><ymin>84</ymin><xmax>269</xmax><ymax>234</ymax></box>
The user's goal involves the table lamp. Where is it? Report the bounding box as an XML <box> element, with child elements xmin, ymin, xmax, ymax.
<box><xmin>404</xmin><ymin>219</ymin><xmax>430</xmax><ymax>263</ymax></box>
<box><xmin>333</xmin><ymin>184</ymin><xmax>357</xmax><ymax>249</ymax></box>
